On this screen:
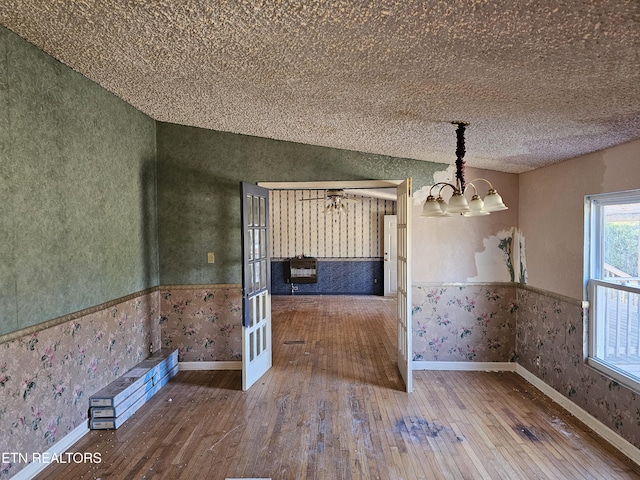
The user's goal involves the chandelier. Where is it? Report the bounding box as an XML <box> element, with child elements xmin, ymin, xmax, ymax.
<box><xmin>421</xmin><ymin>122</ymin><xmax>508</xmax><ymax>217</ymax></box>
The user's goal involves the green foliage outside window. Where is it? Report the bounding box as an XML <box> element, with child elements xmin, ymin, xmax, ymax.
<box><xmin>604</xmin><ymin>221</ymin><xmax>640</xmax><ymax>277</ymax></box>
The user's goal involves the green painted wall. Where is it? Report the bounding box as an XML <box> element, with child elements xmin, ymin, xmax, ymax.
<box><xmin>0</xmin><ymin>24</ymin><xmax>448</xmax><ymax>333</ymax></box>
<box><xmin>0</xmin><ymin>27</ymin><xmax>158</xmax><ymax>336</ymax></box>
<box><xmin>156</xmin><ymin>122</ymin><xmax>445</xmax><ymax>285</ymax></box>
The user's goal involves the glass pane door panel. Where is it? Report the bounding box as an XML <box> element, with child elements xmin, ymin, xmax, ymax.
<box><xmin>253</xmin><ymin>196</ymin><xmax>260</xmax><ymax>226</ymax></box>
<box><xmin>254</xmin><ymin>261</ymin><xmax>261</xmax><ymax>292</ymax></box>
<box><xmin>254</xmin><ymin>228</ymin><xmax>261</xmax><ymax>259</ymax></box>
<box><xmin>260</xmin><ymin>229</ymin><xmax>266</xmax><ymax>258</ymax></box>
<box><xmin>246</xmin><ymin>195</ymin><xmax>253</xmax><ymax>226</ymax></box>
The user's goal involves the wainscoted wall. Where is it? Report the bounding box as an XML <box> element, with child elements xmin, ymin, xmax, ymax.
<box><xmin>156</xmin><ymin>284</ymin><xmax>640</xmax><ymax>454</ymax></box>
<box><xmin>3</xmin><ymin>17</ymin><xmax>636</xmax><ymax>475</ymax></box>
<box><xmin>516</xmin><ymin>286</ymin><xmax>640</xmax><ymax>450</ymax></box>
<box><xmin>0</xmin><ymin>291</ymin><xmax>160</xmax><ymax>478</ymax></box>
<box><xmin>412</xmin><ymin>284</ymin><xmax>517</xmax><ymax>362</ymax></box>
<box><xmin>271</xmin><ymin>259</ymin><xmax>383</xmax><ymax>295</ymax></box>
<box><xmin>270</xmin><ymin>189</ymin><xmax>395</xmax><ymax>259</ymax></box>
<box><xmin>159</xmin><ymin>286</ymin><xmax>243</xmax><ymax>362</ymax></box>
<box><xmin>4</xmin><ymin>283</ymin><xmax>639</xmax><ymax>477</ymax></box>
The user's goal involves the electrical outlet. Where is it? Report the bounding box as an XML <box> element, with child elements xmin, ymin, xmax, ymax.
<box><xmin>207</xmin><ymin>252</ymin><xmax>215</xmax><ymax>264</ymax></box>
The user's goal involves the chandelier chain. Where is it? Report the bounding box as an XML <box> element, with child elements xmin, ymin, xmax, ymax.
<box><xmin>454</xmin><ymin>122</ymin><xmax>467</xmax><ymax>192</ymax></box>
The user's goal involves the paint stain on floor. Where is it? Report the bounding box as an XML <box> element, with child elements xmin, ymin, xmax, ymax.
<box><xmin>514</xmin><ymin>424</ymin><xmax>547</xmax><ymax>442</ymax></box>
<box><xmin>396</xmin><ymin>417</ymin><xmax>464</xmax><ymax>444</ymax></box>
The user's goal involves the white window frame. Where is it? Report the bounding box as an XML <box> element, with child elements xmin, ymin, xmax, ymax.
<box><xmin>586</xmin><ymin>189</ymin><xmax>640</xmax><ymax>392</ymax></box>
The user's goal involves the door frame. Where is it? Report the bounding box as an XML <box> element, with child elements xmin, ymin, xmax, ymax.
<box><xmin>258</xmin><ymin>180</ymin><xmax>403</xmax><ymax>192</ymax></box>
<box><xmin>258</xmin><ymin>179</ymin><xmax>412</xmax><ymax>391</ymax></box>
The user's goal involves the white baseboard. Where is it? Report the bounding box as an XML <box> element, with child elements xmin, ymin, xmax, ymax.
<box><xmin>178</xmin><ymin>361</ymin><xmax>242</xmax><ymax>371</ymax></box>
<box><xmin>413</xmin><ymin>361</ymin><xmax>516</xmax><ymax>372</ymax></box>
<box><xmin>11</xmin><ymin>422</ymin><xmax>89</xmax><ymax>480</ymax></box>
<box><xmin>516</xmin><ymin>364</ymin><xmax>640</xmax><ymax>467</ymax></box>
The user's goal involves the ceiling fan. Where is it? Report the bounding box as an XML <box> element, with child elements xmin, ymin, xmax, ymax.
<box><xmin>299</xmin><ymin>189</ymin><xmax>355</xmax><ymax>214</ymax></box>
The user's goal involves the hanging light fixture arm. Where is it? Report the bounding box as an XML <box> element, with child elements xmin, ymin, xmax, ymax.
<box><xmin>427</xmin><ymin>181</ymin><xmax>458</xmax><ymax>196</ymax></box>
<box><xmin>465</xmin><ymin>178</ymin><xmax>495</xmax><ymax>194</ymax></box>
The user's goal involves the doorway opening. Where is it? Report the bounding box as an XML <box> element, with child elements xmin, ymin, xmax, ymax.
<box><xmin>259</xmin><ymin>180</ymin><xmax>401</xmax><ymax>297</ymax></box>
<box><xmin>251</xmin><ymin>179</ymin><xmax>413</xmax><ymax>392</ymax></box>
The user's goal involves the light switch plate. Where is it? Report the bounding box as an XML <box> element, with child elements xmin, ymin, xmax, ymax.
<box><xmin>207</xmin><ymin>252</ymin><xmax>215</xmax><ymax>264</ymax></box>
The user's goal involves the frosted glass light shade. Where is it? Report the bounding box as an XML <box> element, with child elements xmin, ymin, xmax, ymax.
<box><xmin>421</xmin><ymin>195</ymin><xmax>443</xmax><ymax>217</ymax></box>
<box><xmin>464</xmin><ymin>195</ymin><xmax>489</xmax><ymax>216</ymax></box>
<box><xmin>436</xmin><ymin>197</ymin><xmax>450</xmax><ymax>215</ymax></box>
<box><xmin>483</xmin><ymin>189</ymin><xmax>508</xmax><ymax>212</ymax></box>
<box><xmin>468</xmin><ymin>195</ymin><xmax>484</xmax><ymax>212</ymax></box>
<box><xmin>447</xmin><ymin>192</ymin><xmax>471</xmax><ymax>213</ymax></box>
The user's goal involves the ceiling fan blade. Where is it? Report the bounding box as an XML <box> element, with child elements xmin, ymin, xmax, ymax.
<box><xmin>343</xmin><ymin>188</ymin><xmax>397</xmax><ymax>201</ymax></box>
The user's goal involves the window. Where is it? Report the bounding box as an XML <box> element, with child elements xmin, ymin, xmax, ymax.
<box><xmin>587</xmin><ymin>190</ymin><xmax>640</xmax><ymax>391</ymax></box>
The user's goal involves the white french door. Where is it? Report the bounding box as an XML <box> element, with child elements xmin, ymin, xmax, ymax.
<box><xmin>396</xmin><ymin>179</ymin><xmax>412</xmax><ymax>392</ymax></box>
<box><xmin>240</xmin><ymin>182</ymin><xmax>272</xmax><ymax>391</ymax></box>
<box><xmin>383</xmin><ymin>214</ymin><xmax>398</xmax><ymax>296</ymax></box>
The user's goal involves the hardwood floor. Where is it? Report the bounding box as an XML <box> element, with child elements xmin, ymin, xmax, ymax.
<box><xmin>36</xmin><ymin>295</ymin><xmax>640</xmax><ymax>480</ymax></box>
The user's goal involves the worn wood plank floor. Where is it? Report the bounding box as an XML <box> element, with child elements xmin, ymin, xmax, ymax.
<box><xmin>36</xmin><ymin>295</ymin><xmax>640</xmax><ymax>480</ymax></box>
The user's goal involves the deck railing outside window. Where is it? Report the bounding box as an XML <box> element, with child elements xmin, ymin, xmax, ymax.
<box><xmin>590</xmin><ymin>264</ymin><xmax>640</xmax><ymax>383</ymax></box>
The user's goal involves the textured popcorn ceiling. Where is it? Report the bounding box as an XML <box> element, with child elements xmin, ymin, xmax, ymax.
<box><xmin>1</xmin><ymin>1</ymin><xmax>639</xmax><ymax>173</ymax></box>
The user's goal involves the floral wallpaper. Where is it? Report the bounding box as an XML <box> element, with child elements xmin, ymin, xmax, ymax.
<box><xmin>412</xmin><ymin>285</ymin><xmax>517</xmax><ymax>362</ymax></box>
<box><xmin>3</xmin><ymin>283</ymin><xmax>639</xmax><ymax>479</ymax></box>
<box><xmin>0</xmin><ymin>291</ymin><xmax>161</xmax><ymax>478</ymax></box>
<box><xmin>159</xmin><ymin>286</ymin><xmax>243</xmax><ymax>362</ymax></box>
<box><xmin>516</xmin><ymin>287</ymin><xmax>640</xmax><ymax>450</ymax></box>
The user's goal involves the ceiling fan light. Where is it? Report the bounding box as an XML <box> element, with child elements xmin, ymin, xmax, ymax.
<box><xmin>483</xmin><ymin>189</ymin><xmax>508</xmax><ymax>212</ymax></box>
<box><xmin>446</xmin><ymin>192</ymin><xmax>471</xmax><ymax>213</ymax></box>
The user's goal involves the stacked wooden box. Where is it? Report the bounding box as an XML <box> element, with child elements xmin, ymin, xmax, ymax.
<box><xmin>89</xmin><ymin>349</ymin><xmax>178</xmax><ymax>430</ymax></box>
